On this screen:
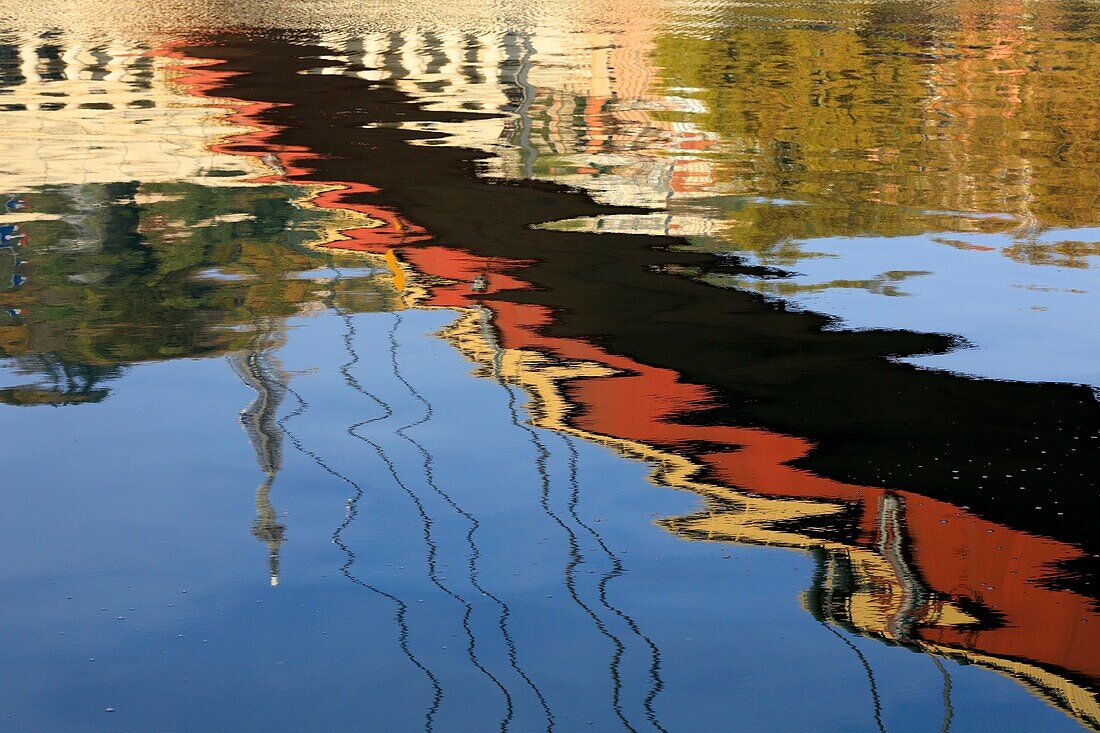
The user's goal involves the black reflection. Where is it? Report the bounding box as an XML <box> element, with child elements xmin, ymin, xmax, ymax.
<box><xmin>186</xmin><ymin>32</ymin><xmax>1100</xmax><ymax>569</ymax></box>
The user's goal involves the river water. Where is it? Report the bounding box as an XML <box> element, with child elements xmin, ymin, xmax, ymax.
<box><xmin>0</xmin><ymin>2</ymin><xmax>1097</xmax><ymax>731</ymax></box>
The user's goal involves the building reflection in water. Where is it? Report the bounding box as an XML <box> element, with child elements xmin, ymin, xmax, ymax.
<box><xmin>0</xmin><ymin>8</ymin><xmax>1098</xmax><ymax>730</ymax></box>
<box><xmin>229</xmin><ymin>324</ymin><xmax>289</xmax><ymax>587</ymax></box>
<box><xmin>149</xmin><ymin>19</ymin><xmax>1100</xmax><ymax>728</ymax></box>
<box><xmin>299</xmin><ymin>6</ymin><xmax>1098</xmax><ymax>381</ymax></box>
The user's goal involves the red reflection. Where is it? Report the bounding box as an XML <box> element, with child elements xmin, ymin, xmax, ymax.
<box><xmin>165</xmin><ymin>45</ymin><xmax>1099</xmax><ymax>700</ymax></box>
<box><xmin>160</xmin><ymin>49</ymin><xmax>431</xmax><ymax>250</ymax></box>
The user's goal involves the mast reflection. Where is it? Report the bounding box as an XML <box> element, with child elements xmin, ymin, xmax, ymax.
<box><xmin>230</xmin><ymin>324</ymin><xmax>289</xmax><ymax>587</ymax></box>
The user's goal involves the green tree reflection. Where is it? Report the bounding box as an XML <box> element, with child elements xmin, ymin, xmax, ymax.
<box><xmin>0</xmin><ymin>181</ymin><xmax>396</xmax><ymax>405</ymax></box>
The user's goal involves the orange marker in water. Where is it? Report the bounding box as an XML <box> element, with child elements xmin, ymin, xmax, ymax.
<box><xmin>385</xmin><ymin>249</ymin><xmax>405</xmax><ymax>291</ymax></box>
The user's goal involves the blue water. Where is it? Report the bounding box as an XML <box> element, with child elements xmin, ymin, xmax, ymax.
<box><xmin>0</xmin><ymin>309</ymin><xmax>1083</xmax><ymax>731</ymax></box>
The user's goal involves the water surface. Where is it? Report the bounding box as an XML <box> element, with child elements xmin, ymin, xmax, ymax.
<box><xmin>1</xmin><ymin>2</ymin><xmax>1098</xmax><ymax>730</ymax></box>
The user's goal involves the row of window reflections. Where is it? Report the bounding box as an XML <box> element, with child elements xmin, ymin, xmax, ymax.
<box><xmin>0</xmin><ymin>39</ymin><xmax>155</xmax><ymax>90</ymax></box>
<box><xmin>0</xmin><ymin>99</ymin><xmax>157</xmax><ymax>111</ymax></box>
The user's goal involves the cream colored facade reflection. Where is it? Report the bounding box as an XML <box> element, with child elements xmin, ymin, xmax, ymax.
<box><xmin>306</xmin><ymin>22</ymin><xmax>721</xmax><ymax>233</ymax></box>
<box><xmin>0</xmin><ymin>32</ymin><xmax>269</xmax><ymax>189</ymax></box>
<box><xmin>304</xmin><ymin>6</ymin><xmax>1099</xmax><ymax>259</ymax></box>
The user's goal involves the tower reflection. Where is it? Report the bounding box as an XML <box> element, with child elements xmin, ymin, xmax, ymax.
<box><xmin>230</xmin><ymin>324</ymin><xmax>289</xmax><ymax>587</ymax></box>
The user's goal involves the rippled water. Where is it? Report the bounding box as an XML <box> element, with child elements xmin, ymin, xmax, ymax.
<box><xmin>1</xmin><ymin>2</ymin><xmax>1098</xmax><ymax>731</ymax></box>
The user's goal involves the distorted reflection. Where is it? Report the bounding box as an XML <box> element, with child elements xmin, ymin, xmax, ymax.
<box><xmin>229</xmin><ymin>327</ymin><xmax>289</xmax><ymax>587</ymax></box>
<box><xmin>0</xmin><ymin>3</ymin><xmax>1097</xmax><ymax>731</ymax></box>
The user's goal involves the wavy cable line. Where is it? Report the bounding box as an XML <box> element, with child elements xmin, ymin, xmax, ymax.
<box><xmin>342</xmin><ymin>307</ymin><xmax>553</xmax><ymax>730</ymax></box>
<box><xmin>819</xmin><ymin>620</ymin><xmax>887</xmax><ymax>733</ymax></box>
<box><xmin>459</xmin><ymin>319</ymin><xmax>658</xmax><ymax>731</ymax></box>
<box><xmin>277</xmin><ymin>382</ymin><xmax>444</xmax><ymax>732</ymax></box>
<box><xmin>502</xmin><ymin>379</ymin><xmax>635</xmax><ymax>731</ymax></box>
<box><xmin>383</xmin><ymin>308</ymin><xmax>557</xmax><ymax>731</ymax></box>
<box><xmin>560</xmin><ymin>436</ymin><xmax>670</xmax><ymax>733</ymax></box>
<box><xmin>322</xmin><ymin>263</ymin><xmax>634</xmax><ymax>730</ymax></box>
<box><xmin>376</xmin><ymin>312</ymin><xmax>527</xmax><ymax>730</ymax></box>
<box><xmin>820</xmin><ymin>561</ymin><xmax>887</xmax><ymax>733</ymax></box>
<box><xmin>930</xmin><ymin>653</ymin><xmax>954</xmax><ymax>733</ymax></box>
<box><xmin>338</xmin><ymin>311</ymin><xmax>516</xmax><ymax>732</ymax></box>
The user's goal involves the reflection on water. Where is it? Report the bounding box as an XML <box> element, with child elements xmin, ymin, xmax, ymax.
<box><xmin>0</xmin><ymin>3</ymin><xmax>1098</xmax><ymax>731</ymax></box>
<box><xmin>0</xmin><ymin>180</ymin><xmax>394</xmax><ymax>404</ymax></box>
<box><xmin>229</xmin><ymin>332</ymin><xmax>289</xmax><ymax>587</ymax></box>
<box><xmin>280</xmin><ymin>4</ymin><xmax>1100</xmax><ymax>383</ymax></box>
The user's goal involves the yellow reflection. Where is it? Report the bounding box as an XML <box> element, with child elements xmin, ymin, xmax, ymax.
<box><xmin>428</xmin><ymin>294</ymin><xmax>1100</xmax><ymax>731</ymax></box>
